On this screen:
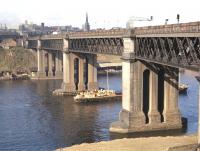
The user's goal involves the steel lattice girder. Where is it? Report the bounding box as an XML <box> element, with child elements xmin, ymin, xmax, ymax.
<box><xmin>28</xmin><ymin>40</ymin><xmax>37</xmax><ymax>49</ymax></box>
<box><xmin>41</xmin><ymin>39</ymin><xmax>63</xmax><ymax>50</ymax></box>
<box><xmin>69</xmin><ymin>38</ymin><xmax>123</xmax><ymax>55</ymax></box>
<box><xmin>135</xmin><ymin>37</ymin><xmax>200</xmax><ymax>70</ymax></box>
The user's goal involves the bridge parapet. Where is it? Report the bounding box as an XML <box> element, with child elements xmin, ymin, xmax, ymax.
<box><xmin>134</xmin><ymin>21</ymin><xmax>200</xmax><ymax>37</ymax></box>
<box><xmin>40</xmin><ymin>33</ymin><xmax>67</xmax><ymax>40</ymax></box>
<box><xmin>27</xmin><ymin>29</ymin><xmax>128</xmax><ymax>41</ymax></box>
<box><xmin>28</xmin><ymin>36</ymin><xmax>40</xmax><ymax>41</ymax></box>
<box><xmin>68</xmin><ymin>29</ymin><xmax>128</xmax><ymax>38</ymax></box>
<box><xmin>0</xmin><ymin>31</ymin><xmax>19</xmax><ymax>36</ymax></box>
<box><xmin>68</xmin><ymin>29</ymin><xmax>129</xmax><ymax>55</ymax></box>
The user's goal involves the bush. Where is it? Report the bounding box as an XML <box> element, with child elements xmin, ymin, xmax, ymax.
<box><xmin>0</xmin><ymin>47</ymin><xmax>37</xmax><ymax>73</ymax></box>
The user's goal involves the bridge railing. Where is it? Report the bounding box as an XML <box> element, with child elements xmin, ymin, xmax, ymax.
<box><xmin>40</xmin><ymin>34</ymin><xmax>67</xmax><ymax>40</ymax></box>
<box><xmin>134</xmin><ymin>22</ymin><xmax>200</xmax><ymax>35</ymax></box>
<box><xmin>0</xmin><ymin>31</ymin><xmax>19</xmax><ymax>36</ymax></box>
<box><xmin>27</xmin><ymin>40</ymin><xmax>37</xmax><ymax>49</ymax></box>
<box><xmin>69</xmin><ymin>29</ymin><xmax>127</xmax><ymax>38</ymax></box>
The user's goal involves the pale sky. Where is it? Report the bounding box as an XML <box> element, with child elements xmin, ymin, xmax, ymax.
<box><xmin>1</xmin><ymin>0</ymin><xmax>200</xmax><ymax>29</ymax></box>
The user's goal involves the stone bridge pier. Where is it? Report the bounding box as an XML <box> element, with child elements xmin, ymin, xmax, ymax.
<box><xmin>61</xmin><ymin>45</ymin><xmax>98</xmax><ymax>93</ymax></box>
<box><xmin>35</xmin><ymin>40</ymin><xmax>63</xmax><ymax>79</ymax></box>
<box><xmin>110</xmin><ymin>37</ymin><xmax>182</xmax><ymax>133</ymax></box>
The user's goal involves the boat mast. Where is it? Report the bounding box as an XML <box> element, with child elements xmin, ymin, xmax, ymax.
<box><xmin>106</xmin><ymin>69</ymin><xmax>109</xmax><ymax>90</ymax></box>
<box><xmin>179</xmin><ymin>69</ymin><xmax>180</xmax><ymax>84</ymax></box>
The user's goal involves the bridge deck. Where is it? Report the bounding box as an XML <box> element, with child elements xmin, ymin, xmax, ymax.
<box><xmin>27</xmin><ymin>21</ymin><xmax>200</xmax><ymax>71</ymax></box>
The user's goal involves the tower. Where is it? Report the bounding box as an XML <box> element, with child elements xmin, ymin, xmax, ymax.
<box><xmin>84</xmin><ymin>13</ymin><xmax>90</xmax><ymax>31</ymax></box>
<box><xmin>41</xmin><ymin>23</ymin><xmax>45</xmax><ymax>31</ymax></box>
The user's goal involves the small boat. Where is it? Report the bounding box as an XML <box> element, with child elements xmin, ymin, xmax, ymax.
<box><xmin>179</xmin><ymin>83</ymin><xmax>188</xmax><ymax>93</ymax></box>
<box><xmin>74</xmin><ymin>69</ymin><xmax>122</xmax><ymax>103</ymax></box>
<box><xmin>74</xmin><ymin>89</ymin><xmax>122</xmax><ymax>103</ymax></box>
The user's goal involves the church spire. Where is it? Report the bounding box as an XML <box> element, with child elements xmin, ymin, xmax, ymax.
<box><xmin>84</xmin><ymin>12</ymin><xmax>90</xmax><ymax>31</ymax></box>
<box><xmin>86</xmin><ymin>12</ymin><xmax>88</xmax><ymax>23</ymax></box>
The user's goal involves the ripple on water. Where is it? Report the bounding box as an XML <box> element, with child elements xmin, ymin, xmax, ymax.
<box><xmin>0</xmin><ymin>73</ymin><xmax>199</xmax><ymax>151</ymax></box>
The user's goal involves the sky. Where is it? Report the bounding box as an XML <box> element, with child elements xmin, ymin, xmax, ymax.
<box><xmin>0</xmin><ymin>0</ymin><xmax>200</xmax><ymax>29</ymax></box>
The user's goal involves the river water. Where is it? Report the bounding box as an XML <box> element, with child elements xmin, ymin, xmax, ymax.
<box><xmin>0</xmin><ymin>72</ymin><xmax>198</xmax><ymax>151</ymax></box>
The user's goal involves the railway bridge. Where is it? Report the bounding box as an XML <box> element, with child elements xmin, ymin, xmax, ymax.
<box><xmin>0</xmin><ymin>31</ymin><xmax>20</xmax><ymax>42</ymax></box>
<box><xmin>27</xmin><ymin>22</ymin><xmax>200</xmax><ymax>137</ymax></box>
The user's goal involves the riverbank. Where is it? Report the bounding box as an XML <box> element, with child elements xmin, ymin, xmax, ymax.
<box><xmin>0</xmin><ymin>74</ymin><xmax>30</xmax><ymax>80</ymax></box>
<box><xmin>56</xmin><ymin>135</ymin><xmax>197</xmax><ymax>151</ymax></box>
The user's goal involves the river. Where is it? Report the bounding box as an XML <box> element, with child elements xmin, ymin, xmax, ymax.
<box><xmin>0</xmin><ymin>72</ymin><xmax>198</xmax><ymax>151</ymax></box>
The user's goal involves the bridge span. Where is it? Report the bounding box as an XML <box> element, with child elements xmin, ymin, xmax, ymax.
<box><xmin>27</xmin><ymin>22</ymin><xmax>200</xmax><ymax>140</ymax></box>
<box><xmin>0</xmin><ymin>31</ymin><xmax>20</xmax><ymax>42</ymax></box>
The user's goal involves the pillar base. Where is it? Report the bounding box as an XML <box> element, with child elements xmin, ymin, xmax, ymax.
<box><xmin>164</xmin><ymin>111</ymin><xmax>182</xmax><ymax>125</ymax></box>
<box><xmin>37</xmin><ymin>71</ymin><xmax>46</xmax><ymax>78</ymax></box>
<box><xmin>119</xmin><ymin>109</ymin><xmax>146</xmax><ymax>127</ymax></box>
<box><xmin>110</xmin><ymin>109</ymin><xmax>182</xmax><ymax>133</ymax></box>
<box><xmin>55</xmin><ymin>71</ymin><xmax>63</xmax><ymax>79</ymax></box>
<box><xmin>148</xmin><ymin>111</ymin><xmax>161</xmax><ymax>124</ymax></box>
<box><xmin>48</xmin><ymin>71</ymin><xmax>53</xmax><ymax>78</ymax></box>
<box><xmin>110</xmin><ymin>120</ymin><xmax>183</xmax><ymax>133</ymax></box>
<box><xmin>88</xmin><ymin>82</ymin><xmax>98</xmax><ymax>90</ymax></box>
<box><xmin>62</xmin><ymin>82</ymin><xmax>76</xmax><ymax>92</ymax></box>
<box><xmin>78</xmin><ymin>84</ymin><xmax>85</xmax><ymax>91</ymax></box>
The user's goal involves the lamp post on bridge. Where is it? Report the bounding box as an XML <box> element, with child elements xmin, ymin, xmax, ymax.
<box><xmin>177</xmin><ymin>14</ymin><xmax>180</xmax><ymax>24</ymax></box>
<box><xmin>165</xmin><ymin>19</ymin><xmax>169</xmax><ymax>25</ymax></box>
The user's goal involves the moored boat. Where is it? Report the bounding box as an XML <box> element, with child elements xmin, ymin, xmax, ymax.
<box><xmin>179</xmin><ymin>83</ymin><xmax>188</xmax><ymax>93</ymax></box>
<box><xmin>74</xmin><ymin>89</ymin><xmax>122</xmax><ymax>103</ymax></box>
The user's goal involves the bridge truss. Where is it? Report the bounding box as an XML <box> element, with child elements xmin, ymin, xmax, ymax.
<box><xmin>135</xmin><ymin>37</ymin><xmax>200</xmax><ymax>70</ymax></box>
<box><xmin>69</xmin><ymin>38</ymin><xmax>123</xmax><ymax>55</ymax></box>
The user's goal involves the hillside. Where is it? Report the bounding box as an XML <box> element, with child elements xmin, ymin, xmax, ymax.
<box><xmin>0</xmin><ymin>47</ymin><xmax>37</xmax><ymax>73</ymax></box>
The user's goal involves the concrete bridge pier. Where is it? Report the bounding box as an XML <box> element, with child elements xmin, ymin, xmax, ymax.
<box><xmin>110</xmin><ymin>37</ymin><xmax>182</xmax><ymax>133</ymax></box>
<box><xmin>55</xmin><ymin>51</ymin><xmax>63</xmax><ymax>79</ymax></box>
<box><xmin>163</xmin><ymin>72</ymin><xmax>182</xmax><ymax>126</ymax></box>
<box><xmin>48</xmin><ymin>51</ymin><xmax>53</xmax><ymax>77</ymax></box>
<box><xmin>37</xmin><ymin>49</ymin><xmax>46</xmax><ymax>78</ymax></box>
<box><xmin>58</xmin><ymin>52</ymin><xmax>98</xmax><ymax>94</ymax></box>
<box><xmin>110</xmin><ymin>59</ymin><xmax>182</xmax><ymax>133</ymax></box>
<box><xmin>78</xmin><ymin>55</ymin><xmax>86</xmax><ymax>91</ymax></box>
<box><xmin>148</xmin><ymin>68</ymin><xmax>161</xmax><ymax>124</ymax></box>
<box><xmin>36</xmin><ymin>40</ymin><xmax>46</xmax><ymax>78</ymax></box>
<box><xmin>61</xmin><ymin>52</ymin><xmax>76</xmax><ymax>92</ymax></box>
<box><xmin>88</xmin><ymin>54</ymin><xmax>98</xmax><ymax>90</ymax></box>
<box><xmin>110</xmin><ymin>59</ymin><xmax>146</xmax><ymax>133</ymax></box>
<box><xmin>36</xmin><ymin>49</ymin><xmax>63</xmax><ymax>79</ymax></box>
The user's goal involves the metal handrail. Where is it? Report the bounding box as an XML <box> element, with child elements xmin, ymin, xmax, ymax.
<box><xmin>135</xmin><ymin>22</ymin><xmax>200</xmax><ymax>35</ymax></box>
